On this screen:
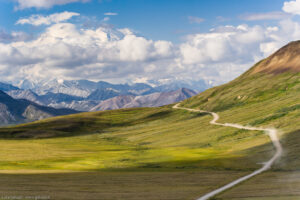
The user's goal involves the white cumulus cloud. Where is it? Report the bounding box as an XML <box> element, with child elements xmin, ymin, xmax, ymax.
<box><xmin>283</xmin><ymin>0</ymin><xmax>300</xmax><ymax>15</ymax></box>
<box><xmin>0</xmin><ymin>23</ymin><xmax>175</xmax><ymax>83</ymax></box>
<box><xmin>179</xmin><ymin>25</ymin><xmax>266</xmax><ymax>65</ymax></box>
<box><xmin>2</xmin><ymin>16</ymin><xmax>300</xmax><ymax>86</ymax></box>
<box><xmin>0</xmin><ymin>31</ymin><xmax>31</xmax><ymax>42</ymax></box>
<box><xmin>16</xmin><ymin>11</ymin><xmax>80</xmax><ymax>26</ymax></box>
<box><xmin>176</xmin><ymin>20</ymin><xmax>300</xmax><ymax>84</ymax></box>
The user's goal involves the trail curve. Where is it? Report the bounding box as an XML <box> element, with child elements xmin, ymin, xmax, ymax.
<box><xmin>173</xmin><ymin>103</ymin><xmax>282</xmax><ymax>200</ymax></box>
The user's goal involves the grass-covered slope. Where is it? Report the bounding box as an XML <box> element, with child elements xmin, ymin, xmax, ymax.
<box><xmin>177</xmin><ymin>41</ymin><xmax>300</xmax><ymax>199</ymax></box>
<box><xmin>181</xmin><ymin>43</ymin><xmax>300</xmax><ymax>134</ymax></box>
<box><xmin>0</xmin><ymin>106</ymin><xmax>272</xmax><ymax>171</ymax></box>
<box><xmin>0</xmin><ymin>107</ymin><xmax>174</xmax><ymax>138</ymax></box>
<box><xmin>180</xmin><ymin>44</ymin><xmax>300</xmax><ymax>172</ymax></box>
<box><xmin>181</xmin><ymin>72</ymin><xmax>300</xmax><ymax>132</ymax></box>
<box><xmin>0</xmin><ymin>107</ymin><xmax>266</xmax><ymax>200</ymax></box>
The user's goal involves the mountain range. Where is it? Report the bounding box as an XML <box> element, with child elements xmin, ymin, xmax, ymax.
<box><xmin>91</xmin><ymin>88</ymin><xmax>197</xmax><ymax>111</ymax></box>
<box><xmin>4</xmin><ymin>87</ymin><xmax>197</xmax><ymax>111</ymax></box>
<box><xmin>0</xmin><ymin>80</ymin><xmax>198</xmax><ymax>124</ymax></box>
<box><xmin>15</xmin><ymin>79</ymin><xmax>208</xmax><ymax>97</ymax></box>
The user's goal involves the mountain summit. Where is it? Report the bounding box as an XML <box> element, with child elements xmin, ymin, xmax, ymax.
<box><xmin>250</xmin><ymin>41</ymin><xmax>300</xmax><ymax>75</ymax></box>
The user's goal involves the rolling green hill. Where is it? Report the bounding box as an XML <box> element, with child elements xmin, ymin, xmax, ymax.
<box><xmin>0</xmin><ymin>106</ymin><xmax>269</xmax><ymax>199</ymax></box>
<box><xmin>0</xmin><ymin>41</ymin><xmax>299</xmax><ymax>199</ymax></box>
<box><xmin>179</xmin><ymin>41</ymin><xmax>300</xmax><ymax>199</ymax></box>
<box><xmin>181</xmin><ymin>42</ymin><xmax>300</xmax><ymax>136</ymax></box>
<box><xmin>180</xmin><ymin>41</ymin><xmax>300</xmax><ymax>170</ymax></box>
<box><xmin>0</xmin><ymin>106</ymin><xmax>271</xmax><ymax>171</ymax></box>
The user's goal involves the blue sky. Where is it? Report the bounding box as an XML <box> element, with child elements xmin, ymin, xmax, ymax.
<box><xmin>1</xmin><ymin>0</ymin><xmax>300</xmax><ymax>85</ymax></box>
<box><xmin>0</xmin><ymin>0</ymin><xmax>288</xmax><ymax>42</ymax></box>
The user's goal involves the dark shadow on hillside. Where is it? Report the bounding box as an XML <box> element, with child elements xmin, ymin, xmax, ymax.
<box><xmin>0</xmin><ymin>108</ymin><xmax>192</xmax><ymax>139</ymax></box>
<box><xmin>273</xmin><ymin>129</ymin><xmax>300</xmax><ymax>171</ymax></box>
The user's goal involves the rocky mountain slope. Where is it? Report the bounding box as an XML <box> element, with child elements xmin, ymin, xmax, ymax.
<box><xmin>86</xmin><ymin>88</ymin><xmax>122</xmax><ymax>101</ymax></box>
<box><xmin>7</xmin><ymin>89</ymin><xmax>43</xmax><ymax>105</ymax></box>
<box><xmin>0</xmin><ymin>82</ymin><xmax>19</xmax><ymax>92</ymax></box>
<box><xmin>22</xmin><ymin>79</ymin><xmax>161</xmax><ymax>97</ymax></box>
<box><xmin>14</xmin><ymin>78</ymin><xmax>208</xmax><ymax>97</ymax></box>
<box><xmin>0</xmin><ymin>90</ymin><xmax>78</xmax><ymax>125</ymax></box>
<box><xmin>91</xmin><ymin>88</ymin><xmax>197</xmax><ymax>111</ymax></box>
<box><xmin>5</xmin><ymin>80</ymin><xmax>198</xmax><ymax>111</ymax></box>
<box><xmin>249</xmin><ymin>40</ymin><xmax>300</xmax><ymax>75</ymax></box>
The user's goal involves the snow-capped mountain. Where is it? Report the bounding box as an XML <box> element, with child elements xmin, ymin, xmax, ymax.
<box><xmin>30</xmin><ymin>79</ymin><xmax>92</xmax><ymax>97</ymax></box>
<box><xmin>133</xmin><ymin>78</ymin><xmax>211</xmax><ymax>93</ymax></box>
<box><xmin>154</xmin><ymin>80</ymin><xmax>209</xmax><ymax>93</ymax></box>
<box><xmin>7</xmin><ymin>89</ymin><xmax>43</xmax><ymax>105</ymax></box>
<box><xmin>2</xmin><ymin>79</ymin><xmax>204</xmax><ymax>112</ymax></box>
<box><xmin>0</xmin><ymin>82</ymin><xmax>19</xmax><ymax>92</ymax></box>
<box><xmin>15</xmin><ymin>79</ymin><xmax>163</xmax><ymax>98</ymax></box>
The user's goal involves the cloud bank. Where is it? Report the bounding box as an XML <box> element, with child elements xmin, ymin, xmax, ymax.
<box><xmin>2</xmin><ymin>16</ymin><xmax>300</xmax><ymax>86</ymax></box>
<box><xmin>3</xmin><ymin>0</ymin><xmax>300</xmax><ymax>86</ymax></box>
<box><xmin>0</xmin><ymin>23</ymin><xmax>174</xmax><ymax>83</ymax></box>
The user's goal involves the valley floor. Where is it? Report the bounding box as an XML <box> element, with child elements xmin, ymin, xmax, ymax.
<box><xmin>0</xmin><ymin>170</ymin><xmax>300</xmax><ymax>200</ymax></box>
<box><xmin>0</xmin><ymin>170</ymin><xmax>247</xmax><ymax>200</ymax></box>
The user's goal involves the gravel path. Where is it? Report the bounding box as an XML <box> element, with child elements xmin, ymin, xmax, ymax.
<box><xmin>173</xmin><ymin>104</ymin><xmax>282</xmax><ymax>200</ymax></box>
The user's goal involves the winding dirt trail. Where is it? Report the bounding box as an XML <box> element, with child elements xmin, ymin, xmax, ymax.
<box><xmin>173</xmin><ymin>104</ymin><xmax>282</xmax><ymax>200</ymax></box>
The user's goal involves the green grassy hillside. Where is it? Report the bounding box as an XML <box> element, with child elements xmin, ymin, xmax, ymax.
<box><xmin>0</xmin><ymin>106</ymin><xmax>272</xmax><ymax>199</ymax></box>
<box><xmin>181</xmin><ymin>72</ymin><xmax>300</xmax><ymax>136</ymax></box>
<box><xmin>178</xmin><ymin>42</ymin><xmax>300</xmax><ymax>199</ymax></box>
<box><xmin>180</xmin><ymin>42</ymin><xmax>300</xmax><ymax>137</ymax></box>
<box><xmin>0</xmin><ymin>106</ymin><xmax>272</xmax><ymax>171</ymax></box>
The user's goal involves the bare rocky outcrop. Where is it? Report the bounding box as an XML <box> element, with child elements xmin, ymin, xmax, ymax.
<box><xmin>0</xmin><ymin>90</ymin><xmax>78</xmax><ymax>125</ymax></box>
<box><xmin>22</xmin><ymin>105</ymin><xmax>52</xmax><ymax>121</ymax></box>
<box><xmin>0</xmin><ymin>103</ymin><xmax>15</xmax><ymax>124</ymax></box>
<box><xmin>250</xmin><ymin>41</ymin><xmax>300</xmax><ymax>75</ymax></box>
